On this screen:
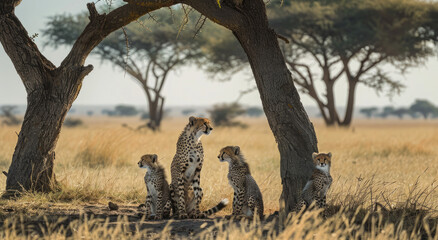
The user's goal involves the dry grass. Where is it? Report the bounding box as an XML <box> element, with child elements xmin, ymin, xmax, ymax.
<box><xmin>0</xmin><ymin>117</ymin><xmax>437</xmax><ymax>238</ymax></box>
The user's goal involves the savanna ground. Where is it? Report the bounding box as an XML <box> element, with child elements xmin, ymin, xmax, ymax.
<box><xmin>0</xmin><ymin>117</ymin><xmax>437</xmax><ymax>239</ymax></box>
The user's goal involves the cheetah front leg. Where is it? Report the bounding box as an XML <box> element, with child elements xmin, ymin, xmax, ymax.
<box><xmin>225</xmin><ymin>191</ymin><xmax>239</xmax><ymax>219</ymax></box>
<box><xmin>163</xmin><ymin>199</ymin><xmax>172</xmax><ymax>219</ymax></box>
<box><xmin>191</xmin><ymin>164</ymin><xmax>205</xmax><ymax>218</ymax></box>
<box><xmin>176</xmin><ymin>172</ymin><xmax>188</xmax><ymax>219</ymax></box>
<box><xmin>233</xmin><ymin>188</ymin><xmax>245</xmax><ymax>217</ymax></box>
<box><xmin>144</xmin><ymin>194</ymin><xmax>152</xmax><ymax>219</ymax></box>
<box><xmin>154</xmin><ymin>190</ymin><xmax>165</xmax><ymax>220</ymax></box>
<box><xmin>169</xmin><ymin>184</ymin><xmax>178</xmax><ymax>217</ymax></box>
<box><xmin>247</xmin><ymin>196</ymin><xmax>256</xmax><ymax>217</ymax></box>
<box><xmin>232</xmin><ymin>191</ymin><xmax>238</xmax><ymax>215</ymax></box>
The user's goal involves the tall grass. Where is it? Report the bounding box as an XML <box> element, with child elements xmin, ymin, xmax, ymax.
<box><xmin>0</xmin><ymin>117</ymin><xmax>437</xmax><ymax>238</ymax></box>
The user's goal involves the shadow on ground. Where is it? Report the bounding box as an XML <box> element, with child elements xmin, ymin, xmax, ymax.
<box><xmin>0</xmin><ymin>204</ymin><xmax>436</xmax><ymax>238</ymax></box>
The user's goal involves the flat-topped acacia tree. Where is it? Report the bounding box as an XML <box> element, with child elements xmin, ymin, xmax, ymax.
<box><xmin>0</xmin><ymin>0</ymin><xmax>317</xmax><ymax>214</ymax></box>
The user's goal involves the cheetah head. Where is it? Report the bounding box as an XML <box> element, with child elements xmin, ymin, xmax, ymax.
<box><xmin>312</xmin><ymin>152</ymin><xmax>332</xmax><ymax>171</ymax></box>
<box><xmin>138</xmin><ymin>154</ymin><xmax>158</xmax><ymax>170</ymax></box>
<box><xmin>188</xmin><ymin>116</ymin><xmax>213</xmax><ymax>138</ymax></box>
<box><xmin>218</xmin><ymin>146</ymin><xmax>241</xmax><ymax>163</ymax></box>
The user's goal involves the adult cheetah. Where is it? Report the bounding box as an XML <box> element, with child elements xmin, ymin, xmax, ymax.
<box><xmin>170</xmin><ymin>116</ymin><xmax>228</xmax><ymax>219</ymax></box>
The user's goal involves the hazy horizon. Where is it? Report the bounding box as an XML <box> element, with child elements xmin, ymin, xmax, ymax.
<box><xmin>1</xmin><ymin>0</ymin><xmax>438</xmax><ymax>110</ymax></box>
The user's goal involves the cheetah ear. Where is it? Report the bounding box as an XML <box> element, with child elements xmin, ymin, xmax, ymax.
<box><xmin>312</xmin><ymin>152</ymin><xmax>318</xmax><ymax>160</ymax></box>
<box><xmin>234</xmin><ymin>146</ymin><xmax>240</xmax><ymax>155</ymax></box>
<box><xmin>327</xmin><ymin>152</ymin><xmax>332</xmax><ymax>158</ymax></box>
<box><xmin>189</xmin><ymin>116</ymin><xmax>196</xmax><ymax>126</ymax></box>
<box><xmin>152</xmin><ymin>154</ymin><xmax>158</xmax><ymax>163</ymax></box>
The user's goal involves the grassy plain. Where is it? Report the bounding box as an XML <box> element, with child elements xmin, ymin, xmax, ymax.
<box><xmin>0</xmin><ymin>117</ymin><xmax>437</xmax><ymax>239</ymax></box>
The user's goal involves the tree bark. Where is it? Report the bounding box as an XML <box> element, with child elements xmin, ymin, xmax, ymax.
<box><xmin>340</xmin><ymin>80</ymin><xmax>357</xmax><ymax>126</ymax></box>
<box><xmin>0</xmin><ymin>0</ymin><xmax>168</xmax><ymax>193</ymax></box>
<box><xmin>227</xmin><ymin>1</ymin><xmax>318</xmax><ymax>212</ymax></box>
<box><xmin>7</xmin><ymin>92</ymin><xmax>70</xmax><ymax>192</ymax></box>
<box><xmin>325</xmin><ymin>81</ymin><xmax>338</xmax><ymax>126</ymax></box>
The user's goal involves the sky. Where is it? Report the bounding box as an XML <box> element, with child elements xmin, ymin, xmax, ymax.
<box><xmin>1</xmin><ymin>0</ymin><xmax>438</xmax><ymax>110</ymax></box>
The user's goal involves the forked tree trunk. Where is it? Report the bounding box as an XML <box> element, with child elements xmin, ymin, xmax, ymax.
<box><xmin>0</xmin><ymin>0</ymin><xmax>165</xmax><ymax>193</ymax></box>
<box><xmin>230</xmin><ymin>1</ymin><xmax>318</xmax><ymax>212</ymax></box>
<box><xmin>0</xmin><ymin>5</ymin><xmax>87</xmax><ymax>192</ymax></box>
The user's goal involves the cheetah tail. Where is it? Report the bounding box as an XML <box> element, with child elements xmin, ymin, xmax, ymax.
<box><xmin>202</xmin><ymin>198</ymin><xmax>229</xmax><ymax>216</ymax></box>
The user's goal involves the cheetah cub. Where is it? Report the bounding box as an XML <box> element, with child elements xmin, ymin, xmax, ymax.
<box><xmin>296</xmin><ymin>152</ymin><xmax>333</xmax><ymax>211</ymax></box>
<box><xmin>138</xmin><ymin>154</ymin><xmax>171</xmax><ymax>220</ymax></box>
<box><xmin>218</xmin><ymin>146</ymin><xmax>264</xmax><ymax>219</ymax></box>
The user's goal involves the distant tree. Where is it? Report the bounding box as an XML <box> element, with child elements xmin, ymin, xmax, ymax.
<box><xmin>102</xmin><ymin>109</ymin><xmax>116</xmax><ymax>117</ymax></box>
<box><xmin>0</xmin><ymin>106</ymin><xmax>21</xmax><ymax>126</ymax></box>
<box><xmin>408</xmin><ymin>111</ymin><xmax>422</xmax><ymax>119</ymax></box>
<box><xmin>182</xmin><ymin>109</ymin><xmax>196</xmax><ymax>116</ymax></box>
<box><xmin>390</xmin><ymin>108</ymin><xmax>410</xmax><ymax>119</ymax></box>
<box><xmin>359</xmin><ymin>107</ymin><xmax>378</xmax><ymax>119</ymax></box>
<box><xmin>246</xmin><ymin>107</ymin><xmax>264</xmax><ymax>118</ymax></box>
<box><xmin>101</xmin><ymin>105</ymin><xmax>138</xmax><ymax>117</ymax></box>
<box><xmin>379</xmin><ymin>106</ymin><xmax>396</xmax><ymax>119</ymax></box>
<box><xmin>208</xmin><ymin>103</ymin><xmax>247</xmax><ymax>128</ymax></box>
<box><xmin>140</xmin><ymin>112</ymin><xmax>150</xmax><ymax>120</ymax></box>
<box><xmin>410</xmin><ymin>99</ymin><xmax>438</xmax><ymax>119</ymax></box>
<box><xmin>44</xmin><ymin>8</ymin><xmax>203</xmax><ymax>131</ymax></box>
<box><xmin>114</xmin><ymin>105</ymin><xmax>138</xmax><ymax>116</ymax></box>
<box><xmin>64</xmin><ymin>118</ymin><xmax>84</xmax><ymax>128</ymax></box>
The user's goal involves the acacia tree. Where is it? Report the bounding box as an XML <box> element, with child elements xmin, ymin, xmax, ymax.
<box><xmin>0</xmin><ymin>0</ymin><xmax>172</xmax><ymax>193</ymax></box>
<box><xmin>359</xmin><ymin>107</ymin><xmax>378</xmax><ymax>119</ymax></box>
<box><xmin>2</xmin><ymin>0</ymin><xmax>318</xmax><ymax>214</ymax></box>
<box><xmin>44</xmin><ymin>9</ymin><xmax>203</xmax><ymax>131</ymax></box>
<box><xmin>410</xmin><ymin>99</ymin><xmax>438</xmax><ymax>119</ymax></box>
<box><xmin>270</xmin><ymin>0</ymin><xmax>438</xmax><ymax>126</ymax></box>
<box><xmin>200</xmin><ymin>0</ymin><xmax>438</xmax><ymax>127</ymax></box>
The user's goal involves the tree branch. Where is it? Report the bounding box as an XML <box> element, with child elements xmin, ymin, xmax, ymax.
<box><xmin>285</xmin><ymin>61</ymin><xmax>310</xmax><ymax>88</ymax></box>
<box><xmin>182</xmin><ymin>0</ymin><xmax>245</xmax><ymax>31</ymax></box>
<box><xmin>332</xmin><ymin>68</ymin><xmax>344</xmax><ymax>82</ymax></box>
<box><xmin>157</xmin><ymin>70</ymin><xmax>169</xmax><ymax>93</ymax></box>
<box><xmin>0</xmin><ymin>3</ymin><xmax>56</xmax><ymax>93</ymax></box>
<box><xmin>359</xmin><ymin>55</ymin><xmax>388</xmax><ymax>76</ymax></box>
<box><xmin>61</xmin><ymin>1</ymin><xmax>175</xmax><ymax>68</ymax></box>
<box><xmin>290</xmin><ymin>38</ymin><xmax>323</xmax><ymax>68</ymax></box>
<box><xmin>355</xmin><ymin>48</ymin><xmax>373</xmax><ymax>77</ymax></box>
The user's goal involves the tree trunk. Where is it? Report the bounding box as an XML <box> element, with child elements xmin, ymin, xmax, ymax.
<box><xmin>156</xmin><ymin>96</ymin><xmax>165</xmax><ymax>127</ymax></box>
<box><xmin>7</xmin><ymin>92</ymin><xmax>70</xmax><ymax>192</ymax></box>
<box><xmin>340</xmin><ymin>80</ymin><xmax>357</xmax><ymax>126</ymax></box>
<box><xmin>325</xmin><ymin>82</ymin><xmax>339</xmax><ymax>126</ymax></box>
<box><xmin>231</xmin><ymin>1</ymin><xmax>318</xmax><ymax>212</ymax></box>
<box><xmin>0</xmin><ymin>4</ymin><xmax>87</xmax><ymax>193</ymax></box>
<box><xmin>1</xmin><ymin>0</ymin><xmax>165</xmax><ymax>193</ymax></box>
